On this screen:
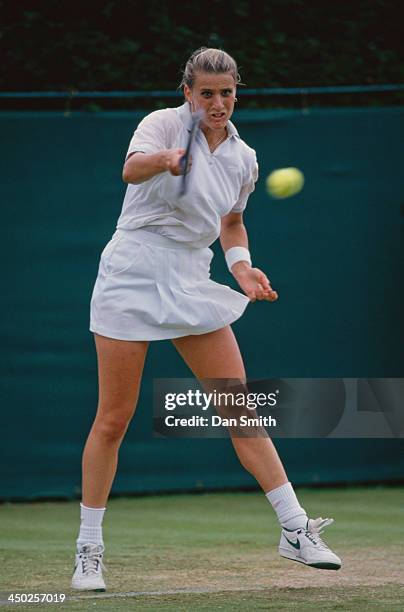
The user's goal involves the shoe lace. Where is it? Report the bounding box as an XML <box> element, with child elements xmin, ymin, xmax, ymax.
<box><xmin>79</xmin><ymin>544</ymin><xmax>107</xmax><ymax>575</ymax></box>
<box><xmin>304</xmin><ymin>517</ymin><xmax>334</xmax><ymax>550</ymax></box>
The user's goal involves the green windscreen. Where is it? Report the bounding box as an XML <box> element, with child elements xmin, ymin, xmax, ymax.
<box><xmin>1</xmin><ymin>107</ymin><xmax>403</xmax><ymax>500</ymax></box>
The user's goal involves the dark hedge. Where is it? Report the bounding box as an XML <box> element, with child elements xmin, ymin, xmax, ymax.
<box><xmin>1</xmin><ymin>0</ymin><xmax>403</xmax><ymax>92</ymax></box>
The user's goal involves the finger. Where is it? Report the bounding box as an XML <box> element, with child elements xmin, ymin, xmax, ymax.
<box><xmin>259</xmin><ymin>274</ymin><xmax>271</xmax><ymax>291</ymax></box>
<box><xmin>257</xmin><ymin>275</ymin><xmax>271</xmax><ymax>292</ymax></box>
<box><xmin>170</xmin><ymin>165</ymin><xmax>181</xmax><ymax>176</ymax></box>
<box><xmin>172</xmin><ymin>164</ymin><xmax>184</xmax><ymax>176</ymax></box>
<box><xmin>265</xmin><ymin>290</ymin><xmax>278</xmax><ymax>302</ymax></box>
<box><xmin>255</xmin><ymin>283</ymin><xmax>265</xmax><ymax>300</ymax></box>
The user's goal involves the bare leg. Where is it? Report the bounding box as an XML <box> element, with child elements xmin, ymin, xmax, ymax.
<box><xmin>172</xmin><ymin>326</ymin><xmax>287</xmax><ymax>492</ymax></box>
<box><xmin>82</xmin><ymin>334</ymin><xmax>149</xmax><ymax>507</ymax></box>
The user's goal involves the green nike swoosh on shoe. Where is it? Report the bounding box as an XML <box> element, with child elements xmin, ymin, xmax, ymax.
<box><xmin>283</xmin><ymin>535</ymin><xmax>301</xmax><ymax>550</ymax></box>
<box><xmin>278</xmin><ymin>517</ymin><xmax>342</xmax><ymax>571</ymax></box>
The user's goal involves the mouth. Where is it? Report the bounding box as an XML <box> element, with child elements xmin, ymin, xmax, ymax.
<box><xmin>210</xmin><ymin>112</ymin><xmax>226</xmax><ymax>120</ymax></box>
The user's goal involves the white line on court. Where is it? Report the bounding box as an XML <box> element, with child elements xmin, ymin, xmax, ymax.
<box><xmin>69</xmin><ymin>585</ymin><xmax>269</xmax><ymax>601</ymax></box>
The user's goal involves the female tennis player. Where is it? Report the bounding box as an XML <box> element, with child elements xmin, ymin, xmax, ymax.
<box><xmin>72</xmin><ymin>48</ymin><xmax>341</xmax><ymax>591</ymax></box>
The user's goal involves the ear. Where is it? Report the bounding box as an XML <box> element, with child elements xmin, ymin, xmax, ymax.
<box><xmin>183</xmin><ymin>84</ymin><xmax>192</xmax><ymax>103</ymax></box>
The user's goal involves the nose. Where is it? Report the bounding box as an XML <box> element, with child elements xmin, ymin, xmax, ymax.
<box><xmin>211</xmin><ymin>93</ymin><xmax>225</xmax><ymax>109</ymax></box>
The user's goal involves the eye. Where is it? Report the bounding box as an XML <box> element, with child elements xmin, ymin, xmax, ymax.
<box><xmin>222</xmin><ymin>89</ymin><xmax>233</xmax><ymax>97</ymax></box>
<box><xmin>201</xmin><ymin>91</ymin><xmax>212</xmax><ymax>98</ymax></box>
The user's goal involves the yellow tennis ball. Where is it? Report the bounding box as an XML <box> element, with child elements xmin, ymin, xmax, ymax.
<box><xmin>266</xmin><ymin>167</ymin><xmax>305</xmax><ymax>199</ymax></box>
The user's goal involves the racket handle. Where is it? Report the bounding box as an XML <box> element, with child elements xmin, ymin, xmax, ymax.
<box><xmin>179</xmin><ymin>154</ymin><xmax>187</xmax><ymax>174</ymax></box>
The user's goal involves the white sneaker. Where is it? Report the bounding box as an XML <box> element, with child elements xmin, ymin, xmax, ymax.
<box><xmin>279</xmin><ymin>517</ymin><xmax>342</xmax><ymax>570</ymax></box>
<box><xmin>71</xmin><ymin>543</ymin><xmax>106</xmax><ymax>591</ymax></box>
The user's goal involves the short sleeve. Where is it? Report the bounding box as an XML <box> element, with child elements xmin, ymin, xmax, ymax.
<box><xmin>231</xmin><ymin>158</ymin><xmax>259</xmax><ymax>213</ymax></box>
<box><xmin>126</xmin><ymin>110</ymin><xmax>169</xmax><ymax>159</ymax></box>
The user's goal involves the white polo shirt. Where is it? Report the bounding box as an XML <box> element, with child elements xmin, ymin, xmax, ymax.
<box><xmin>116</xmin><ymin>102</ymin><xmax>258</xmax><ymax>248</ymax></box>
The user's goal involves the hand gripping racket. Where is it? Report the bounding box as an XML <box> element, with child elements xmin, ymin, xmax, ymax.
<box><xmin>179</xmin><ymin>109</ymin><xmax>203</xmax><ymax>196</ymax></box>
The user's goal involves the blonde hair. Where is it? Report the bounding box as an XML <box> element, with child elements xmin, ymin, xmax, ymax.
<box><xmin>180</xmin><ymin>47</ymin><xmax>241</xmax><ymax>89</ymax></box>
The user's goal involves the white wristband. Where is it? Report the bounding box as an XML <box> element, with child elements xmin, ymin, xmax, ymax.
<box><xmin>225</xmin><ymin>246</ymin><xmax>252</xmax><ymax>273</ymax></box>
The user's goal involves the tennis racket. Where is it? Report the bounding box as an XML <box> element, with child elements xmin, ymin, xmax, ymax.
<box><xmin>179</xmin><ymin>109</ymin><xmax>203</xmax><ymax>196</ymax></box>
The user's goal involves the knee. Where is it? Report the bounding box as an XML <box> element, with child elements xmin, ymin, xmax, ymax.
<box><xmin>92</xmin><ymin>408</ymin><xmax>133</xmax><ymax>443</ymax></box>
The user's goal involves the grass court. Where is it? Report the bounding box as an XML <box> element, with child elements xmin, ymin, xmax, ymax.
<box><xmin>1</xmin><ymin>486</ymin><xmax>403</xmax><ymax>610</ymax></box>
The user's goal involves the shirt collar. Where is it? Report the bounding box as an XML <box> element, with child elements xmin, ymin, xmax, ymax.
<box><xmin>176</xmin><ymin>101</ymin><xmax>239</xmax><ymax>139</ymax></box>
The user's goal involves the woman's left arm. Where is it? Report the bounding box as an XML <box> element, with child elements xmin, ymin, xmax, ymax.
<box><xmin>220</xmin><ymin>212</ymin><xmax>278</xmax><ymax>302</ymax></box>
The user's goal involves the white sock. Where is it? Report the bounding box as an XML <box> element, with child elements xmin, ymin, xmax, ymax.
<box><xmin>76</xmin><ymin>503</ymin><xmax>106</xmax><ymax>550</ymax></box>
<box><xmin>266</xmin><ymin>482</ymin><xmax>307</xmax><ymax>530</ymax></box>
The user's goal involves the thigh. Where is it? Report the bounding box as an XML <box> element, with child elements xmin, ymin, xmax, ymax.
<box><xmin>94</xmin><ymin>333</ymin><xmax>149</xmax><ymax>415</ymax></box>
<box><xmin>173</xmin><ymin>327</ymin><xmax>251</xmax><ymax>428</ymax></box>
<box><xmin>172</xmin><ymin>325</ymin><xmax>246</xmax><ymax>379</ymax></box>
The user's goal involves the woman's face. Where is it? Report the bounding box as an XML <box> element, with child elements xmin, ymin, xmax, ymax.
<box><xmin>184</xmin><ymin>71</ymin><xmax>236</xmax><ymax>132</ymax></box>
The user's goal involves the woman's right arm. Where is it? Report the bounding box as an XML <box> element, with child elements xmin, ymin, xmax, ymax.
<box><xmin>122</xmin><ymin>148</ymin><xmax>186</xmax><ymax>184</ymax></box>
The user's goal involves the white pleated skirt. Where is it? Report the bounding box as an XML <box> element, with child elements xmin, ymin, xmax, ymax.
<box><xmin>90</xmin><ymin>228</ymin><xmax>250</xmax><ymax>341</ymax></box>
